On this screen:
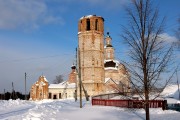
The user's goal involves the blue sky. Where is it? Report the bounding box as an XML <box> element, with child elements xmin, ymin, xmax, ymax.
<box><xmin>0</xmin><ymin>0</ymin><xmax>179</xmax><ymax>93</ymax></box>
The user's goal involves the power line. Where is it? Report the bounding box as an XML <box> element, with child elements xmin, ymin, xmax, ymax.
<box><xmin>0</xmin><ymin>53</ymin><xmax>73</xmax><ymax>63</ymax></box>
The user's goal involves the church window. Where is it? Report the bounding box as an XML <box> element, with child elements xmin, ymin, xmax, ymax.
<box><xmin>95</xmin><ymin>19</ymin><xmax>98</xmax><ymax>30</ymax></box>
<box><xmin>92</xmin><ymin>57</ymin><xmax>94</xmax><ymax>65</ymax></box>
<box><xmin>79</xmin><ymin>20</ymin><xmax>82</xmax><ymax>31</ymax></box>
<box><xmin>107</xmin><ymin>39</ymin><xmax>110</xmax><ymax>45</ymax></box>
<box><xmin>108</xmin><ymin>51</ymin><xmax>110</xmax><ymax>58</ymax></box>
<box><xmin>86</xmin><ymin>19</ymin><xmax>90</xmax><ymax>31</ymax></box>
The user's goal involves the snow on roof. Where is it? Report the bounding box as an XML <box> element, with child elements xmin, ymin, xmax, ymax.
<box><xmin>67</xmin><ymin>83</ymin><xmax>76</xmax><ymax>88</ymax></box>
<box><xmin>78</xmin><ymin>32</ymin><xmax>81</xmax><ymax>35</ymax></box>
<box><xmin>79</xmin><ymin>15</ymin><xmax>103</xmax><ymax>20</ymax></box>
<box><xmin>104</xmin><ymin>78</ymin><xmax>119</xmax><ymax>84</ymax></box>
<box><xmin>105</xmin><ymin>67</ymin><xmax>118</xmax><ymax>70</ymax></box>
<box><xmin>161</xmin><ymin>84</ymin><xmax>180</xmax><ymax>99</ymax></box>
<box><xmin>44</xmin><ymin>77</ymin><xmax>48</xmax><ymax>82</ymax></box>
<box><xmin>48</xmin><ymin>81</ymin><xmax>76</xmax><ymax>89</ymax></box>
<box><xmin>105</xmin><ymin>78</ymin><xmax>111</xmax><ymax>83</ymax></box>
<box><xmin>165</xmin><ymin>98</ymin><xmax>180</xmax><ymax>104</ymax></box>
<box><xmin>40</xmin><ymin>76</ymin><xmax>48</xmax><ymax>82</ymax></box>
<box><xmin>104</xmin><ymin>59</ymin><xmax>120</xmax><ymax>64</ymax></box>
<box><xmin>111</xmin><ymin>95</ymin><xmax>131</xmax><ymax>100</ymax></box>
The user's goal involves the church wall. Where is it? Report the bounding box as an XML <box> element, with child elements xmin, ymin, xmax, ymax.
<box><xmin>49</xmin><ymin>88</ymin><xmax>76</xmax><ymax>99</ymax></box>
<box><xmin>105</xmin><ymin>68</ymin><xmax>130</xmax><ymax>93</ymax></box>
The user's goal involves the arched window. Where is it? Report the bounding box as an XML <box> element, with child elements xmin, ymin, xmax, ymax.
<box><xmin>95</xmin><ymin>19</ymin><xmax>98</xmax><ymax>30</ymax></box>
<box><xmin>79</xmin><ymin>20</ymin><xmax>82</xmax><ymax>31</ymax></box>
<box><xmin>92</xmin><ymin>57</ymin><xmax>95</xmax><ymax>65</ymax></box>
<box><xmin>86</xmin><ymin>19</ymin><xmax>90</xmax><ymax>31</ymax></box>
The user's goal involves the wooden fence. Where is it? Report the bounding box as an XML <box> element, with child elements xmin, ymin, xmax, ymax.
<box><xmin>92</xmin><ymin>99</ymin><xmax>167</xmax><ymax>110</ymax></box>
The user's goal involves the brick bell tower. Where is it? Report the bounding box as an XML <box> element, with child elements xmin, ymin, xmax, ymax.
<box><xmin>78</xmin><ymin>15</ymin><xmax>105</xmax><ymax>96</ymax></box>
<box><xmin>105</xmin><ymin>32</ymin><xmax>114</xmax><ymax>60</ymax></box>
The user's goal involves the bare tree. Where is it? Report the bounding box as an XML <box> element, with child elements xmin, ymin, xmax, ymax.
<box><xmin>121</xmin><ymin>0</ymin><xmax>174</xmax><ymax>120</ymax></box>
<box><xmin>53</xmin><ymin>75</ymin><xmax>64</xmax><ymax>84</ymax></box>
<box><xmin>175</xmin><ymin>18</ymin><xmax>180</xmax><ymax>48</ymax></box>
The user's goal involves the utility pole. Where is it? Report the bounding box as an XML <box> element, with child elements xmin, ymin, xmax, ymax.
<box><xmin>4</xmin><ymin>89</ymin><xmax>5</xmax><ymax>100</ymax></box>
<box><xmin>77</xmin><ymin>47</ymin><xmax>89</xmax><ymax>107</ymax></box>
<box><xmin>76</xmin><ymin>48</ymin><xmax>83</xmax><ymax>108</ymax></box>
<box><xmin>11</xmin><ymin>82</ymin><xmax>14</xmax><ymax>99</ymax></box>
<box><xmin>78</xmin><ymin>48</ymin><xmax>82</xmax><ymax>108</ymax></box>
<box><xmin>176</xmin><ymin>70</ymin><xmax>180</xmax><ymax>100</ymax></box>
<box><xmin>76</xmin><ymin>49</ymin><xmax>88</xmax><ymax>102</ymax></box>
<box><xmin>74</xmin><ymin>48</ymin><xmax>78</xmax><ymax>102</ymax></box>
<box><xmin>25</xmin><ymin>72</ymin><xmax>27</xmax><ymax>100</ymax></box>
<box><xmin>81</xmin><ymin>81</ymin><xmax>89</xmax><ymax>101</ymax></box>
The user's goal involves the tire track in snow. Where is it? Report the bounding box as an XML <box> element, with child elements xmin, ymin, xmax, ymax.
<box><xmin>0</xmin><ymin>104</ymin><xmax>35</xmax><ymax>119</ymax></box>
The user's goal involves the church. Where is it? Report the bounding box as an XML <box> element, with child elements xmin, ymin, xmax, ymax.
<box><xmin>30</xmin><ymin>15</ymin><xmax>130</xmax><ymax>100</ymax></box>
<box><xmin>77</xmin><ymin>15</ymin><xmax>130</xmax><ymax>96</ymax></box>
<box><xmin>30</xmin><ymin>76</ymin><xmax>49</xmax><ymax>100</ymax></box>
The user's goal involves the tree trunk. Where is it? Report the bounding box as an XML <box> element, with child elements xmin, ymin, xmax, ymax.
<box><xmin>145</xmin><ymin>88</ymin><xmax>150</xmax><ymax>120</ymax></box>
<box><xmin>144</xmin><ymin>65</ymin><xmax>150</xmax><ymax>120</ymax></box>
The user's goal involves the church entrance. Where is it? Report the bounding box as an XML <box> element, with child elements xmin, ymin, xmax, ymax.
<box><xmin>48</xmin><ymin>93</ymin><xmax>51</xmax><ymax>99</ymax></box>
<box><xmin>53</xmin><ymin>95</ymin><xmax>57</xmax><ymax>99</ymax></box>
<box><xmin>59</xmin><ymin>93</ymin><xmax>61</xmax><ymax>99</ymax></box>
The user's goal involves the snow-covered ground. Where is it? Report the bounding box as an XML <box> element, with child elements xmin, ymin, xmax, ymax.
<box><xmin>0</xmin><ymin>84</ymin><xmax>180</xmax><ymax>120</ymax></box>
<box><xmin>0</xmin><ymin>99</ymin><xmax>180</xmax><ymax>120</ymax></box>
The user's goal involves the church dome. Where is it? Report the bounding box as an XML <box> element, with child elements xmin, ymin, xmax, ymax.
<box><xmin>71</xmin><ymin>65</ymin><xmax>76</xmax><ymax>70</ymax></box>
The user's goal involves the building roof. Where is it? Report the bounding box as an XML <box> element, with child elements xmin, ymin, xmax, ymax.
<box><xmin>48</xmin><ymin>81</ymin><xmax>76</xmax><ymax>89</ymax></box>
<box><xmin>105</xmin><ymin>78</ymin><xmax>111</xmax><ymax>83</ymax></box>
<box><xmin>161</xmin><ymin>84</ymin><xmax>180</xmax><ymax>99</ymax></box>
<box><xmin>105</xmin><ymin>78</ymin><xmax>119</xmax><ymax>84</ymax></box>
<box><xmin>79</xmin><ymin>15</ymin><xmax>104</xmax><ymax>21</ymax></box>
<box><xmin>32</xmin><ymin>75</ymin><xmax>49</xmax><ymax>87</ymax></box>
<box><xmin>40</xmin><ymin>76</ymin><xmax>48</xmax><ymax>82</ymax></box>
<box><xmin>104</xmin><ymin>59</ymin><xmax>120</xmax><ymax>64</ymax></box>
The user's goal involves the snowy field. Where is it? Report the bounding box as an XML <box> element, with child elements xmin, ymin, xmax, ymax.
<box><xmin>0</xmin><ymin>99</ymin><xmax>180</xmax><ymax>120</ymax></box>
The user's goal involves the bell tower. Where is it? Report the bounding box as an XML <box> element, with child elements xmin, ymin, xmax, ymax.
<box><xmin>105</xmin><ymin>32</ymin><xmax>114</xmax><ymax>60</ymax></box>
<box><xmin>78</xmin><ymin>15</ymin><xmax>105</xmax><ymax>96</ymax></box>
